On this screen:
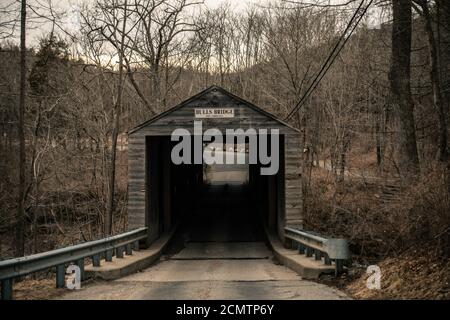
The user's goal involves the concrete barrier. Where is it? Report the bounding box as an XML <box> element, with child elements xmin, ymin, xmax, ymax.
<box><xmin>85</xmin><ymin>229</ymin><xmax>176</xmax><ymax>280</ymax></box>
<box><xmin>265</xmin><ymin>228</ymin><xmax>335</xmax><ymax>279</ymax></box>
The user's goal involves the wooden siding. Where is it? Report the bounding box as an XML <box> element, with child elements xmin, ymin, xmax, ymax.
<box><xmin>127</xmin><ymin>86</ymin><xmax>303</xmax><ymax>240</ymax></box>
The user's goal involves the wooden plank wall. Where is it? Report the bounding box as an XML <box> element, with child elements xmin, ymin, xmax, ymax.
<box><xmin>127</xmin><ymin>87</ymin><xmax>303</xmax><ymax>241</ymax></box>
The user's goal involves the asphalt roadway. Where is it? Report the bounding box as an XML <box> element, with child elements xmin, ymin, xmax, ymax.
<box><xmin>60</xmin><ymin>184</ymin><xmax>348</xmax><ymax>300</ymax></box>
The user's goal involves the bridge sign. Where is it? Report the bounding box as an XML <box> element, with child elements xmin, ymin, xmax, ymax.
<box><xmin>195</xmin><ymin>108</ymin><xmax>234</xmax><ymax>118</ymax></box>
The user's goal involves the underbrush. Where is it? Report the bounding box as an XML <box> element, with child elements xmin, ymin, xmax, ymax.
<box><xmin>0</xmin><ymin>148</ymin><xmax>129</xmax><ymax>259</ymax></box>
<box><xmin>346</xmin><ymin>240</ymin><xmax>450</xmax><ymax>299</ymax></box>
<box><xmin>0</xmin><ymin>189</ymin><xmax>128</xmax><ymax>259</ymax></box>
<box><xmin>304</xmin><ymin>164</ymin><xmax>450</xmax><ymax>299</ymax></box>
<box><xmin>305</xmin><ymin>165</ymin><xmax>450</xmax><ymax>260</ymax></box>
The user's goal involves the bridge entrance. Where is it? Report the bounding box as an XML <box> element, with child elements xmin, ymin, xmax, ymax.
<box><xmin>127</xmin><ymin>86</ymin><xmax>303</xmax><ymax>246</ymax></box>
<box><xmin>145</xmin><ymin>135</ymin><xmax>284</xmax><ymax>243</ymax></box>
<box><xmin>185</xmin><ymin>184</ymin><xmax>262</xmax><ymax>242</ymax></box>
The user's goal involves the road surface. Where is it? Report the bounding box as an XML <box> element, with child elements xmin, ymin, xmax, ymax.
<box><xmin>60</xmin><ymin>184</ymin><xmax>348</xmax><ymax>300</ymax></box>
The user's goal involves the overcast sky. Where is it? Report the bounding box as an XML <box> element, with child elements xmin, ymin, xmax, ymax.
<box><xmin>0</xmin><ymin>0</ymin><xmax>383</xmax><ymax>47</ymax></box>
<box><xmin>0</xmin><ymin>0</ymin><xmax>256</xmax><ymax>45</ymax></box>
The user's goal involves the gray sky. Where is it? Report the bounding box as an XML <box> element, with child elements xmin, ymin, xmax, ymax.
<box><xmin>0</xmin><ymin>0</ymin><xmax>383</xmax><ymax>47</ymax></box>
<box><xmin>3</xmin><ymin>0</ymin><xmax>258</xmax><ymax>45</ymax></box>
<box><xmin>204</xmin><ymin>0</ymin><xmax>254</xmax><ymax>9</ymax></box>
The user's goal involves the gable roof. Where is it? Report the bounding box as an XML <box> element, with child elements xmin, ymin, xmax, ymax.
<box><xmin>128</xmin><ymin>85</ymin><xmax>300</xmax><ymax>134</ymax></box>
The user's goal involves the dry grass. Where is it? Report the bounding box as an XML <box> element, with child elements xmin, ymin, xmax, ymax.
<box><xmin>306</xmin><ymin>163</ymin><xmax>450</xmax><ymax>299</ymax></box>
<box><xmin>13</xmin><ymin>278</ymin><xmax>66</xmax><ymax>300</ymax></box>
<box><xmin>346</xmin><ymin>242</ymin><xmax>450</xmax><ymax>300</ymax></box>
<box><xmin>305</xmin><ymin>164</ymin><xmax>450</xmax><ymax>259</ymax></box>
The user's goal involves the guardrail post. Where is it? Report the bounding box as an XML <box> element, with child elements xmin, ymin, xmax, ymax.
<box><xmin>56</xmin><ymin>265</ymin><xmax>65</xmax><ymax>288</ymax></box>
<box><xmin>290</xmin><ymin>239</ymin><xmax>296</xmax><ymax>250</ymax></box>
<box><xmin>126</xmin><ymin>243</ymin><xmax>132</xmax><ymax>255</ymax></box>
<box><xmin>92</xmin><ymin>254</ymin><xmax>101</xmax><ymax>267</ymax></box>
<box><xmin>105</xmin><ymin>249</ymin><xmax>113</xmax><ymax>262</ymax></box>
<box><xmin>297</xmin><ymin>243</ymin><xmax>305</xmax><ymax>255</ymax></box>
<box><xmin>116</xmin><ymin>246</ymin><xmax>124</xmax><ymax>258</ymax></box>
<box><xmin>306</xmin><ymin>247</ymin><xmax>313</xmax><ymax>257</ymax></box>
<box><xmin>314</xmin><ymin>250</ymin><xmax>322</xmax><ymax>261</ymax></box>
<box><xmin>133</xmin><ymin>240</ymin><xmax>140</xmax><ymax>251</ymax></box>
<box><xmin>77</xmin><ymin>259</ymin><xmax>85</xmax><ymax>281</ymax></box>
<box><xmin>335</xmin><ymin>259</ymin><xmax>344</xmax><ymax>276</ymax></box>
<box><xmin>324</xmin><ymin>254</ymin><xmax>332</xmax><ymax>265</ymax></box>
<box><xmin>1</xmin><ymin>278</ymin><xmax>13</xmax><ymax>300</ymax></box>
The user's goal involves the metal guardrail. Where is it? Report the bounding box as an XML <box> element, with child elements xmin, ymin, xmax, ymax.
<box><xmin>0</xmin><ymin>227</ymin><xmax>148</xmax><ymax>300</ymax></box>
<box><xmin>284</xmin><ymin>226</ymin><xmax>351</xmax><ymax>275</ymax></box>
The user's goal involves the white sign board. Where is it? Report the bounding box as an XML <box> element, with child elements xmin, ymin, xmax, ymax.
<box><xmin>195</xmin><ymin>108</ymin><xmax>234</xmax><ymax>118</ymax></box>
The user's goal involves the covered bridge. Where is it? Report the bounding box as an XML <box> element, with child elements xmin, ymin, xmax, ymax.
<box><xmin>127</xmin><ymin>85</ymin><xmax>303</xmax><ymax>245</ymax></box>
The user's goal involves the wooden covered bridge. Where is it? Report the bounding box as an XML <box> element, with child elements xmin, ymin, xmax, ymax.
<box><xmin>126</xmin><ymin>85</ymin><xmax>304</xmax><ymax>245</ymax></box>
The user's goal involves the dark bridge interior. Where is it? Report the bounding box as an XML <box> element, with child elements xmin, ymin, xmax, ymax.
<box><xmin>180</xmin><ymin>184</ymin><xmax>263</xmax><ymax>243</ymax></box>
<box><xmin>145</xmin><ymin>135</ymin><xmax>285</xmax><ymax>243</ymax></box>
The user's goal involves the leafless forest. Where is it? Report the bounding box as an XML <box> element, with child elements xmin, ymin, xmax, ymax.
<box><xmin>0</xmin><ymin>0</ymin><xmax>449</xmax><ymax>299</ymax></box>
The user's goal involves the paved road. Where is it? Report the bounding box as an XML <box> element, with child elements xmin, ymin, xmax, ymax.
<box><xmin>60</xmin><ymin>242</ymin><xmax>348</xmax><ymax>300</ymax></box>
<box><xmin>60</xmin><ymin>184</ymin><xmax>348</xmax><ymax>300</ymax></box>
<box><xmin>60</xmin><ymin>280</ymin><xmax>348</xmax><ymax>300</ymax></box>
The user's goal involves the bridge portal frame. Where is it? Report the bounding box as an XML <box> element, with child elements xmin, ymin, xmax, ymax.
<box><xmin>127</xmin><ymin>85</ymin><xmax>303</xmax><ymax>245</ymax></box>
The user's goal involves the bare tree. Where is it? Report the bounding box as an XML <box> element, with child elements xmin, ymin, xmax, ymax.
<box><xmin>15</xmin><ymin>0</ymin><xmax>27</xmax><ymax>257</ymax></box>
<box><xmin>412</xmin><ymin>0</ymin><xmax>448</xmax><ymax>161</ymax></box>
<box><xmin>437</xmin><ymin>0</ymin><xmax>450</xmax><ymax>140</ymax></box>
<box><xmin>122</xmin><ymin>0</ymin><xmax>202</xmax><ymax>113</ymax></box>
<box><xmin>388</xmin><ymin>0</ymin><xmax>419</xmax><ymax>175</ymax></box>
<box><xmin>105</xmin><ymin>0</ymin><xmax>129</xmax><ymax>235</ymax></box>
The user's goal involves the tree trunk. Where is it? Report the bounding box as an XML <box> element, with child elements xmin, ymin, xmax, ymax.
<box><xmin>436</xmin><ymin>0</ymin><xmax>450</xmax><ymax>194</ymax></box>
<box><xmin>105</xmin><ymin>104</ymin><xmax>120</xmax><ymax>236</ymax></box>
<box><xmin>338</xmin><ymin>136</ymin><xmax>348</xmax><ymax>183</ymax></box>
<box><xmin>388</xmin><ymin>0</ymin><xmax>419</xmax><ymax>175</ymax></box>
<box><xmin>437</xmin><ymin>0</ymin><xmax>450</xmax><ymax>159</ymax></box>
<box><xmin>105</xmin><ymin>1</ymin><xmax>128</xmax><ymax>236</ymax></box>
<box><xmin>375</xmin><ymin>114</ymin><xmax>383</xmax><ymax>167</ymax></box>
<box><xmin>125</xmin><ymin>57</ymin><xmax>153</xmax><ymax>113</ymax></box>
<box><xmin>15</xmin><ymin>0</ymin><xmax>27</xmax><ymax>257</ymax></box>
<box><xmin>151</xmin><ymin>65</ymin><xmax>161</xmax><ymax>112</ymax></box>
<box><xmin>419</xmin><ymin>0</ymin><xmax>448</xmax><ymax>161</ymax></box>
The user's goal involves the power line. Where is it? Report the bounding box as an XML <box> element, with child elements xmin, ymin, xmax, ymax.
<box><xmin>288</xmin><ymin>0</ymin><xmax>374</xmax><ymax>119</ymax></box>
<box><xmin>284</xmin><ymin>0</ymin><xmax>365</xmax><ymax>119</ymax></box>
<box><xmin>284</xmin><ymin>0</ymin><xmax>374</xmax><ymax>121</ymax></box>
